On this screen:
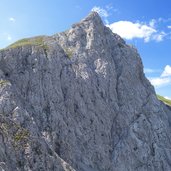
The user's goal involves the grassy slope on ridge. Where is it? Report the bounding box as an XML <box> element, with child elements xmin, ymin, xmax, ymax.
<box><xmin>157</xmin><ymin>95</ymin><xmax>171</xmax><ymax>107</ymax></box>
<box><xmin>8</xmin><ymin>36</ymin><xmax>45</xmax><ymax>48</ymax></box>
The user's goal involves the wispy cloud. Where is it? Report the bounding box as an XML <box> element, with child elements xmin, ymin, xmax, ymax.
<box><xmin>153</xmin><ymin>31</ymin><xmax>166</xmax><ymax>42</ymax></box>
<box><xmin>149</xmin><ymin>19</ymin><xmax>156</xmax><ymax>27</ymax></box>
<box><xmin>168</xmin><ymin>26</ymin><xmax>171</xmax><ymax>29</ymax></box>
<box><xmin>158</xmin><ymin>17</ymin><xmax>171</xmax><ymax>23</ymax></box>
<box><xmin>144</xmin><ymin>68</ymin><xmax>161</xmax><ymax>74</ymax></box>
<box><xmin>92</xmin><ymin>6</ymin><xmax>109</xmax><ymax>18</ymax></box>
<box><xmin>9</xmin><ymin>17</ymin><xmax>16</xmax><ymax>23</ymax></box>
<box><xmin>91</xmin><ymin>5</ymin><xmax>117</xmax><ymax>25</ymax></box>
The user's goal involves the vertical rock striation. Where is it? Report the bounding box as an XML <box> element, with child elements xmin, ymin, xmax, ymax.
<box><xmin>0</xmin><ymin>12</ymin><xmax>171</xmax><ymax>171</ymax></box>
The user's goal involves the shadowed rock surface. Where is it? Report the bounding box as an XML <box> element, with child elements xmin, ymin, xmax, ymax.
<box><xmin>0</xmin><ymin>12</ymin><xmax>171</xmax><ymax>171</ymax></box>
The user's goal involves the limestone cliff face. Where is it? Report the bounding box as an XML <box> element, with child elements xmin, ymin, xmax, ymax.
<box><xmin>0</xmin><ymin>12</ymin><xmax>171</xmax><ymax>171</ymax></box>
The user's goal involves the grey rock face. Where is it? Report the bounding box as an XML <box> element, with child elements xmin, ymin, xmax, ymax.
<box><xmin>0</xmin><ymin>12</ymin><xmax>171</xmax><ymax>171</ymax></box>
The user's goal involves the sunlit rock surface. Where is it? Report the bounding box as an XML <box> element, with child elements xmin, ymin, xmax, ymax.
<box><xmin>0</xmin><ymin>12</ymin><xmax>171</xmax><ymax>171</ymax></box>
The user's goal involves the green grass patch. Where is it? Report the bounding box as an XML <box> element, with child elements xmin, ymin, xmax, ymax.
<box><xmin>7</xmin><ymin>36</ymin><xmax>48</xmax><ymax>50</ymax></box>
<box><xmin>63</xmin><ymin>48</ymin><xmax>74</xmax><ymax>58</ymax></box>
<box><xmin>0</xmin><ymin>79</ymin><xmax>9</xmax><ymax>86</ymax></box>
<box><xmin>14</xmin><ymin>128</ymin><xmax>30</xmax><ymax>143</ymax></box>
<box><xmin>0</xmin><ymin>119</ymin><xmax>30</xmax><ymax>149</ymax></box>
<box><xmin>0</xmin><ymin>36</ymin><xmax>50</xmax><ymax>52</ymax></box>
<box><xmin>157</xmin><ymin>94</ymin><xmax>171</xmax><ymax>106</ymax></box>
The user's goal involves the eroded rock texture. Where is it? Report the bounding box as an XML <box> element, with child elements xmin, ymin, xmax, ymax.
<box><xmin>0</xmin><ymin>12</ymin><xmax>171</xmax><ymax>171</ymax></box>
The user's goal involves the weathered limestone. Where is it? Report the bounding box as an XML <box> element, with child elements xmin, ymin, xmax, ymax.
<box><xmin>0</xmin><ymin>12</ymin><xmax>171</xmax><ymax>171</ymax></box>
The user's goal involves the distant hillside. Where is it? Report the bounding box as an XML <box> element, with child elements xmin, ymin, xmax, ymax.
<box><xmin>157</xmin><ymin>95</ymin><xmax>171</xmax><ymax>106</ymax></box>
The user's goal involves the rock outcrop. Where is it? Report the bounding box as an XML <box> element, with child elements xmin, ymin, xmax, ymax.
<box><xmin>0</xmin><ymin>12</ymin><xmax>171</xmax><ymax>171</ymax></box>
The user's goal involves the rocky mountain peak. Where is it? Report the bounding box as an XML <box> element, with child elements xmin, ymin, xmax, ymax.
<box><xmin>81</xmin><ymin>11</ymin><xmax>103</xmax><ymax>25</ymax></box>
<box><xmin>0</xmin><ymin>13</ymin><xmax>171</xmax><ymax>171</ymax></box>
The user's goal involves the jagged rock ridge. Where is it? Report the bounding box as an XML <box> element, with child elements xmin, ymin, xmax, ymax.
<box><xmin>0</xmin><ymin>12</ymin><xmax>171</xmax><ymax>171</ymax></box>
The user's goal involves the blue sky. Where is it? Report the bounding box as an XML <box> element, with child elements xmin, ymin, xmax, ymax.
<box><xmin>0</xmin><ymin>0</ymin><xmax>171</xmax><ymax>99</ymax></box>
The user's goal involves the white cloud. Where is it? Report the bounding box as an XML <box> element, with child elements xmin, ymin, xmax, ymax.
<box><xmin>106</xmin><ymin>16</ymin><xmax>171</xmax><ymax>42</ymax></box>
<box><xmin>161</xmin><ymin>65</ymin><xmax>171</xmax><ymax>77</ymax></box>
<box><xmin>7</xmin><ymin>34</ymin><xmax>12</xmax><ymax>41</ymax></box>
<box><xmin>108</xmin><ymin>21</ymin><xmax>156</xmax><ymax>41</ymax></box>
<box><xmin>148</xmin><ymin>65</ymin><xmax>171</xmax><ymax>88</ymax></box>
<box><xmin>149</xmin><ymin>77</ymin><xmax>171</xmax><ymax>87</ymax></box>
<box><xmin>144</xmin><ymin>68</ymin><xmax>161</xmax><ymax>74</ymax></box>
<box><xmin>91</xmin><ymin>6</ymin><xmax>109</xmax><ymax>18</ymax></box>
<box><xmin>9</xmin><ymin>17</ymin><xmax>16</xmax><ymax>23</ymax></box>
<box><xmin>164</xmin><ymin>96</ymin><xmax>171</xmax><ymax>100</ymax></box>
